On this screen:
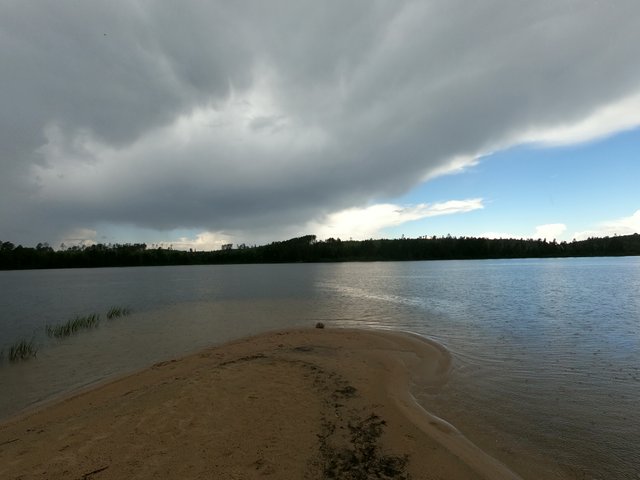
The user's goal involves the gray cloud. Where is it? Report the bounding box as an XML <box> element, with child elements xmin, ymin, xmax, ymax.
<box><xmin>2</xmin><ymin>0</ymin><xmax>640</xmax><ymax>245</ymax></box>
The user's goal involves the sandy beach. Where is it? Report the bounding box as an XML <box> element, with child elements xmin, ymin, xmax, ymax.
<box><xmin>0</xmin><ymin>327</ymin><xmax>523</xmax><ymax>479</ymax></box>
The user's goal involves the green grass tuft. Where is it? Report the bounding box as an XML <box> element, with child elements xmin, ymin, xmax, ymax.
<box><xmin>106</xmin><ymin>306</ymin><xmax>131</xmax><ymax>319</ymax></box>
<box><xmin>46</xmin><ymin>313</ymin><xmax>101</xmax><ymax>338</ymax></box>
<box><xmin>8</xmin><ymin>339</ymin><xmax>38</xmax><ymax>362</ymax></box>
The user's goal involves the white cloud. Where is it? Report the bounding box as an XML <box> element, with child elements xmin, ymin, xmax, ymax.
<box><xmin>308</xmin><ymin>199</ymin><xmax>483</xmax><ymax>240</ymax></box>
<box><xmin>158</xmin><ymin>231</ymin><xmax>234</xmax><ymax>251</ymax></box>
<box><xmin>519</xmin><ymin>92</ymin><xmax>640</xmax><ymax>147</ymax></box>
<box><xmin>60</xmin><ymin>228</ymin><xmax>98</xmax><ymax>248</ymax></box>
<box><xmin>481</xmin><ymin>214</ymin><xmax>640</xmax><ymax>243</ymax></box>
<box><xmin>421</xmin><ymin>154</ymin><xmax>481</xmax><ymax>181</ymax></box>
<box><xmin>533</xmin><ymin>223</ymin><xmax>567</xmax><ymax>240</ymax></box>
<box><xmin>480</xmin><ymin>223</ymin><xmax>566</xmax><ymax>241</ymax></box>
<box><xmin>573</xmin><ymin>210</ymin><xmax>640</xmax><ymax>240</ymax></box>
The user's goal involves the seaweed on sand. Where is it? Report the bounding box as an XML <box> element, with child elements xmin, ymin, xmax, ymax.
<box><xmin>320</xmin><ymin>413</ymin><xmax>410</xmax><ymax>480</ymax></box>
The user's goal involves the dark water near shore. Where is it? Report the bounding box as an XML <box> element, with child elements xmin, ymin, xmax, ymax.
<box><xmin>1</xmin><ymin>258</ymin><xmax>639</xmax><ymax>479</ymax></box>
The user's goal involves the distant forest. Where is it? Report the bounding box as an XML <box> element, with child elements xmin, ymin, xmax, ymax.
<box><xmin>1</xmin><ymin>233</ymin><xmax>640</xmax><ymax>270</ymax></box>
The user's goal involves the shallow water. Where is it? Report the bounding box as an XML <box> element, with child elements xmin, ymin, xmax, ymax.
<box><xmin>1</xmin><ymin>258</ymin><xmax>639</xmax><ymax>479</ymax></box>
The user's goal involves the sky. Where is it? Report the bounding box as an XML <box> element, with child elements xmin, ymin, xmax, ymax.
<box><xmin>1</xmin><ymin>1</ymin><xmax>639</xmax><ymax>250</ymax></box>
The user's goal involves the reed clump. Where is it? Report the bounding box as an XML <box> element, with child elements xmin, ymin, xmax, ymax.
<box><xmin>106</xmin><ymin>306</ymin><xmax>131</xmax><ymax>319</ymax></box>
<box><xmin>7</xmin><ymin>339</ymin><xmax>38</xmax><ymax>362</ymax></box>
<box><xmin>46</xmin><ymin>313</ymin><xmax>100</xmax><ymax>338</ymax></box>
<box><xmin>3</xmin><ymin>307</ymin><xmax>132</xmax><ymax>366</ymax></box>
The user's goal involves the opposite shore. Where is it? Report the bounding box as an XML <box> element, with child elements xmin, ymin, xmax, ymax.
<box><xmin>2</xmin><ymin>233</ymin><xmax>639</xmax><ymax>270</ymax></box>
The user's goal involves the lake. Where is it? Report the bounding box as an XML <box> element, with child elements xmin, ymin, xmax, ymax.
<box><xmin>1</xmin><ymin>258</ymin><xmax>639</xmax><ymax>479</ymax></box>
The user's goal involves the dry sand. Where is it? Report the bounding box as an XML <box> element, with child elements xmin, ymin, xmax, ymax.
<box><xmin>0</xmin><ymin>327</ymin><xmax>523</xmax><ymax>479</ymax></box>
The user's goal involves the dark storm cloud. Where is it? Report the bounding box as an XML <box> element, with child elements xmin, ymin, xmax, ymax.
<box><xmin>1</xmin><ymin>1</ymin><xmax>640</xmax><ymax>244</ymax></box>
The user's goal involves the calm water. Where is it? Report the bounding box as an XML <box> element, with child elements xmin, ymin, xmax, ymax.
<box><xmin>1</xmin><ymin>258</ymin><xmax>639</xmax><ymax>479</ymax></box>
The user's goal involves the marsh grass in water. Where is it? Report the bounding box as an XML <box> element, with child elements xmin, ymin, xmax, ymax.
<box><xmin>46</xmin><ymin>313</ymin><xmax>100</xmax><ymax>338</ymax></box>
<box><xmin>4</xmin><ymin>339</ymin><xmax>38</xmax><ymax>362</ymax></box>
<box><xmin>106</xmin><ymin>306</ymin><xmax>131</xmax><ymax>319</ymax></box>
<box><xmin>43</xmin><ymin>306</ymin><xmax>130</xmax><ymax>339</ymax></box>
<box><xmin>2</xmin><ymin>306</ymin><xmax>132</xmax><ymax>366</ymax></box>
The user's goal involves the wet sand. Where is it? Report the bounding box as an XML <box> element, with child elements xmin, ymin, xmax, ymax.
<box><xmin>0</xmin><ymin>328</ymin><xmax>523</xmax><ymax>479</ymax></box>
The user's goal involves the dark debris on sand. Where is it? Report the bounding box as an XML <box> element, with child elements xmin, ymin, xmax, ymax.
<box><xmin>318</xmin><ymin>413</ymin><xmax>410</xmax><ymax>480</ymax></box>
<box><xmin>305</xmin><ymin>362</ymin><xmax>411</xmax><ymax>479</ymax></box>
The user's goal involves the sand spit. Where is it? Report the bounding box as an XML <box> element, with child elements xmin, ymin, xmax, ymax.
<box><xmin>0</xmin><ymin>328</ymin><xmax>522</xmax><ymax>479</ymax></box>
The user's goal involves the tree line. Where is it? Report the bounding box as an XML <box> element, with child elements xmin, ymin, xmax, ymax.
<box><xmin>1</xmin><ymin>233</ymin><xmax>640</xmax><ymax>270</ymax></box>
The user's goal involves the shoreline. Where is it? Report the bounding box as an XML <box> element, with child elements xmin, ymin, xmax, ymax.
<box><xmin>1</xmin><ymin>327</ymin><xmax>523</xmax><ymax>479</ymax></box>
